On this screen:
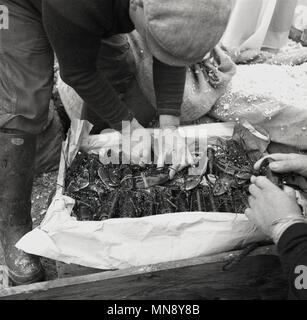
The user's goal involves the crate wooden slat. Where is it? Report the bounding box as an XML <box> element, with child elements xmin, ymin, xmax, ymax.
<box><xmin>0</xmin><ymin>246</ymin><xmax>288</xmax><ymax>300</ymax></box>
<box><xmin>0</xmin><ymin>266</ymin><xmax>9</xmax><ymax>289</ymax></box>
<box><xmin>56</xmin><ymin>262</ymin><xmax>103</xmax><ymax>279</ymax></box>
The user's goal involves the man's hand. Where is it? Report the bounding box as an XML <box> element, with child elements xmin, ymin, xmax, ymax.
<box><xmin>159</xmin><ymin>115</ymin><xmax>180</xmax><ymax>129</ymax></box>
<box><xmin>157</xmin><ymin>116</ymin><xmax>195</xmax><ymax>179</ymax></box>
<box><xmin>245</xmin><ymin>176</ymin><xmax>303</xmax><ymax>243</ymax></box>
<box><xmin>254</xmin><ymin>153</ymin><xmax>307</xmax><ymax>177</ymax></box>
<box><xmin>123</xmin><ymin>118</ymin><xmax>152</xmax><ymax>166</ymax></box>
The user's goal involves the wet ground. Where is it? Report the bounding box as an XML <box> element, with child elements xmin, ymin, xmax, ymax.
<box><xmin>0</xmin><ymin>171</ymin><xmax>59</xmax><ymax>283</ymax></box>
<box><xmin>31</xmin><ymin>171</ymin><xmax>59</xmax><ymax>281</ymax></box>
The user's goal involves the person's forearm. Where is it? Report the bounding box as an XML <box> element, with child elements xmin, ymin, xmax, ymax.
<box><xmin>278</xmin><ymin>223</ymin><xmax>307</xmax><ymax>300</ymax></box>
<box><xmin>42</xmin><ymin>1</ymin><xmax>132</xmax><ymax>130</ymax></box>
<box><xmin>153</xmin><ymin>57</ymin><xmax>186</xmax><ymax>117</ymax></box>
<box><xmin>61</xmin><ymin>67</ymin><xmax>132</xmax><ymax>129</ymax></box>
<box><xmin>159</xmin><ymin>115</ymin><xmax>180</xmax><ymax>128</ymax></box>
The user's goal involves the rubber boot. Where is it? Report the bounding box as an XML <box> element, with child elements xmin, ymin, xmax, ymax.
<box><xmin>0</xmin><ymin>130</ymin><xmax>44</xmax><ymax>285</ymax></box>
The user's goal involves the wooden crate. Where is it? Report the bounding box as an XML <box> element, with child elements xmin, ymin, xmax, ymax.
<box><xmin>0</xmin><ymin>245</ymin><xmax>288</xmax><ymax>300</ymax></box>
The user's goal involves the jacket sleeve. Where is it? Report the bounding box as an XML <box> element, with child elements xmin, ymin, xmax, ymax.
<box><xmin>42</xmin><ymin>1</ymin><xmax>132</xmax><ymax>130</ymax></box>
<box><xmin>153</xmin><ymin>57</ymin><xmax>186</xmax><ymax>117</ymax></box>
<box><xmin>278</xmin><ymin>222</ymin><xmax>307</xmax><ymax>300</ymax></box>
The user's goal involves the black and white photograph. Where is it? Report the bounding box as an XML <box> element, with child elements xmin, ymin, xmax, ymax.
<box><xmin>0</xmin><ymin>0</ymin><xmax>307</xmax><ymax>304</ymax></box>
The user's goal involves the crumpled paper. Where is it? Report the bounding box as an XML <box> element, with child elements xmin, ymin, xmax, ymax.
<box><xmin>17</xmin><ymin>196</ymin><xmax>266</xmax><ymax>270</ymax></box>
<box><xmin>17</xmin><ymin>122</ymin><xmax>267</xmax><ymax>270</ymax></box>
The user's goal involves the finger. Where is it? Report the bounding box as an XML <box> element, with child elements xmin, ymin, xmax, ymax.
<box><xmin>169</xmin><ymin>165</ymin><xmax>180</xmax><ymax>180</ymax></box>
<box><xmin>269</xmin><ymin>159</ymin><xmax>301</xmax><ymax>174</ymax></box>
<box><xmin>249</xmin><ymin>184</ymin><xmax>261</xmax><ymax>198</ymax></box>
<box><xmin>254</xmin><ymin>154</ymin><xmax>292</xmax><ymax>171</ymax></box>
<box><xmin>194</xmin><ymin>64</ymin><xmax>206</xmax><ymax>86</ymax></box>
<box><xmin>156</xmin><ymin>152</ymin><xmax>166</xmax><ymax>170</ymax></box>
<box><xmin>134</xmin><ymin>146</ymin><xmax>146</xmax><ymax>164</ymax></box>
<box><xmin>141</xmin><ymin>147</ymin><xmax>152</xmax><ymax>165</ymax></box>
<box><xmin>212</xmin><ymin>46</ymin><xmax>231</xmax><ymax>71</ymax></box>
<box><xmin>178</xmin><ymin>161</ymin><xmax>189</xmax><ymax>173</ymax></box>
<box><xmin>187</xmin><ymin>151</ymin><xmax>196</xmax><ymax>166</ymax></box>
<box><xmin>253</xmin><ymin>176</ymin><xmax>275</xmax><ymax>190</ymax></box>
<box><xmin>139</xmin><ymin>160</ymin><xmax>146</xmax><ymax>168</ymax></box>
<box><xmin>177</xmin><ymin>151</ymin><xmax>194</xmax><ymax>172</ymax></box>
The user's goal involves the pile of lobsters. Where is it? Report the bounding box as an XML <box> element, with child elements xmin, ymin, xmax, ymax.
<box><xmin>64</xmin><ymin>124</ymin><xmax>274</xmax><ymax>221</ymax></box>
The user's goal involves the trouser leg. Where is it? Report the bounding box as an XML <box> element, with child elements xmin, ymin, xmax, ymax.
<box><xmin>0</xmin><ymin>1</ymin><xmax>54</xmax><ymax>134</ymax></box>
<box><xmin>0</xmin><ymin>1</ymin><xmax>53</xmax><ymax>284</ymax></box>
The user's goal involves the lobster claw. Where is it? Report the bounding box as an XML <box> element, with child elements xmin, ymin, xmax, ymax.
<box><xmin>134</xmin><ymin>172</ymin><xmax>169</xmax><ymax>189</ymax></box>
<box><xmin>216</xmin><ymin>157</ymin><xmax>236</xmax><ymax>176</ymax></box>
<box><xmin>213</xmin><ymin>183</ymin><xmax>227</xmax><ymax>196</ymax></box>
<box><xmin>235</xmin><ymin>171</ymin><xmax>252</xmax><ymax>181</ymax></box>
<box><xmin>108</xmin><ymin>166</ymin><xmax>122</xmax><ymax>186</ymax></box>
<box><xmin>78</xmin><ymin>204</ymin><xmax>93</xmax><ymax>221</ymax></box>
<box><xmin>235</xmin><ymin>171</ymin><xmax>252</xmax><ymax>185</ymax></box>
<box><xmin>213</xmin><ymin>178</ymin><xmax>232</xmax><ymax>196</ymax></box>
<box><xmin>67</xmin><ymin>170</ymin><xmax>90</xmax><ymax>192</ymax></box>
<box><xmin>134</xmin><ymin>173</ymin><xmax>146</xmax><ymax>189</ymax></box>
<box><xmin>98</xmin><ymin>167</ymin><xmax>119</xmax><ymax>189</ymax></box>
<box><xmin>184</xmin><ymin>176</ymin><xmax>202</xmax><ymax>191</ymax></box>
<box><xmin>120</xmin><ymin>166</ymin><xmax>134</xmax><ymax>189</ymax></box>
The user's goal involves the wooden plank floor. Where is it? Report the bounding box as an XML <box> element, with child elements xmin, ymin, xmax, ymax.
<box><xmin>0</xmin><ymin>246</ymin><xmax>288</xmax><ymax>300</ymax></box>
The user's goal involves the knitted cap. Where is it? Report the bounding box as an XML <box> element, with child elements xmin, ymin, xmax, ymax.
<box><xmin>143</xmin><ymin>0</ymin><xmax>231</xmax><ymax>66</ymax></box>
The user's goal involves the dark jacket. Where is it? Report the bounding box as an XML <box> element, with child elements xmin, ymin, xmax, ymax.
<box><xmin>38</xmin><ymin>0</ymin><xmax>186</xmax><ymax>129</ymax></box>
<box><xmin>278</xmin><ymin>223</ymin><xmax>307</xmax><ymax>300</ymax></box>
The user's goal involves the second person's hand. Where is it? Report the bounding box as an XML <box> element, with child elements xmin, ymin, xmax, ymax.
<box><xmin>254</xmin><ymin>153</ymin><xmax>307</xmax><ymax>177</ymax></box>
<box><xmin>245</xmin><ymin>176</ymin><xmax>304</xmax><ymax>243</ymax></box>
